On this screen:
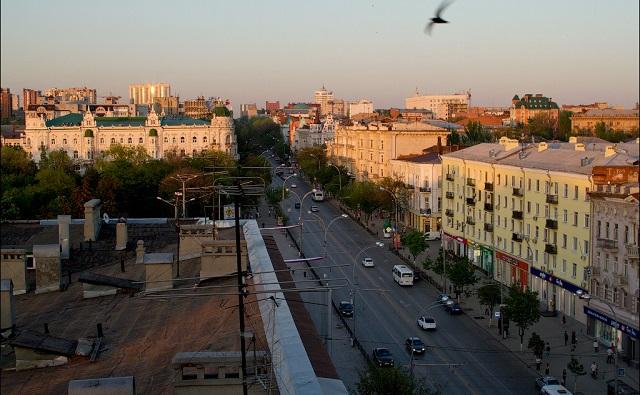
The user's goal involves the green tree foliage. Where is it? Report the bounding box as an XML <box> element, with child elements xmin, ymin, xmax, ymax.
<box><xmin>445</xmin><ymin>257</ymin><xmax>478</xmax><ymax>298</ymax></box>
<box><xmin>340</xmin><ymin>181</ymin><xmax>388</xmax><ymax>221</ymax></box>
<box><xmin>265</xmin><ymin>186</ymin><xmax>287</xmax><ymax>205</ymax></box>
<box><xmin>401</xmin><ymin>230</ymin><xmax>428</xmax><ymax>261</ymax></box>
<box><xmin>478</xmin><ymin>284</ymin><xmax>501</xmax><ymax>320</ymax></box>
<box><xmin>504</xmin><ymin>285</ymin><xmax>540</xmax><ymax>351</ymax></box>
<box><xmin>235</xmin><ymin>116</ymin><xmax>284</xmax><ymax>158</ymax></box>
<box><xmin>567</xmin><ymin>356</ymin><xmax>586</xmax><ymax>393</ymax></box>
<box><xmin>297</xmin><ymin>146</ymin><xmax>327</xmax><ymax>181</ymax></box>
<box><xmin>558</xmin><ymin>110</ymin><xmax>572</xmax><ymax>141</ymax></box>
<box><xmin>357</xmin><ymin>364</ymin><xmax>436</xmax><ymax>395</ymax></box>
<box><xmin>527</xmin><ymin>113</ymin><xmax>556</xmax><ymax>140</ymax></box>
<box><xmin>462</xmin><ymin>121</ymin><xmax>494</xmax><ymax>145</ymax></box>
<box><xmin>527</xmin><ymin>332</ymin><xmax>545</xmax><ymax>359</ymax></box>
<box><xmin>594</xmin><ymin>121</ymin><xmax>634</xmax><ymax>143</ymax></box>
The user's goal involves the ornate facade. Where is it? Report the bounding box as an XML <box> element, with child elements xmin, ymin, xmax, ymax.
<box><xmin>17</xmin><ymin>108</ymin><xmax>237</xmax><ymax>162</ymax></box>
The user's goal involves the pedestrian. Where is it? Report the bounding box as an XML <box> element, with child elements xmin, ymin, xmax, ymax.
<box><xmin>536</xmin><ymin>356</ymin><xmax>541</xmax><ymax>371</ymax></box>
<box><xmin>571</xmin><ymin>331</ymin><xmax>577</xmax><ymax>351</ymax></box>
<box><xmin>262</xmin><ymin>222</ymin><xmax>265</xmax><ymax>228</ymax></box>
<box><xmin>545</xmin><ymin>362</ymin><xmax>550</xmax><ymax>375</ymax></box>
<box><xmin>564</xmin><ymin>330</ymin><xmax>569</xmax><ymax>346</ymax></box>
<box><xmin>590</xmin><ymin>361</ymin><xmax>598</xmax><ymax>378</ymax></box>
<box><xmin>545</xmin><ymin>342</ymin><xmax>551</xmax><ymax>358</ymax></box>
<box><xmin>562</xmin><ymin>315</ymin><xmax>566</xmax><ymax>325</ymax></box>
<box><xmin>593</xmin><ymin>339</ymin><xmax>599</xmax><ymax>353</ymax></box>
<box><xmin>562</xmin><ymin>368</ymin><xmax>567</xmax><ymax>385</ymax></box>
<box><xmin>607</xmin><ymin>347</ymin><xmax>613</xmax><ymax>364</ymax></box>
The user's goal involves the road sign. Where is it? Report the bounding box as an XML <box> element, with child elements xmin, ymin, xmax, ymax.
<box><xmin>385</xmin><ymin>227</ymin><xmax>392</xmax><ymax>233</ymax></box>
<box><xmin>617</xmin><ymin>368</ymin><xmax>625</xmax><ymax>377</ymax></box>
<box><xmin>494</xmin><ymin>311</ymin><xmax>501</xmax><ymax>319</ymax></box>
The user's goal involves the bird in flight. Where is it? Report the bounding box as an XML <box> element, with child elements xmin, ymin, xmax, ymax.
<box><xmin>425</xmin><ymin>0</ymin><xmax>453</xmax><ymax>35</ymax></box>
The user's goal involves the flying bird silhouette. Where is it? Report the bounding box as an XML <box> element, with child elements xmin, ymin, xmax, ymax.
<box><xmin>425</xmin><ymin>0</ymin><xmax>453</xmax><ymax>35</ymax></box>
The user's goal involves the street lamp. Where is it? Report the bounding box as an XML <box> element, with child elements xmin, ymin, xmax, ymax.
<box><xmin>282</xmin><ymin>173</ymin><xmax>297</xmax><ymax>201</ymax></box>
<box><xmin>157</xmin><ymin>196</ymin><xmax>178</xmax><ymax>219</ymax></box>
<box><xmin>379</xmin><ymin>186</ymin><xmax>399</xmax><ymax>247</ymax></box>
<box><xmin>577</xmin><ymin>290</ymin><xmax>618</xmax><ymax>395</ymax></box>
<box><xmin>287</xmin><ymin>189</ymin><xmax>316</xmax><ymax>256</ymax></box>
<box><xmin>328</xmin><ymin>163</ymin><xmax>343</xmax><ymax>191</ymax></box>
<box><xmin>304</xmin><ymin>212</ymin><xmax>348</xmax><ymax>258</ymax></box>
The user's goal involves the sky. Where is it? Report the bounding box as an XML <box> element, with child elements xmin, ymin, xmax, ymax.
<box><xmin>1</xmin><ymin>0</ymin><xmax>638</xmax><ymax>109</ymax></box>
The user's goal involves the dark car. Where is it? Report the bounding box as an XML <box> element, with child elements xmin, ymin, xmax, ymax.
<box><xmin>413</xmin><ymin>272</ymin><xmax>421</xmax><ymax>282</ymax></box>
<box><xmin>372</xmin><ymin>347</ymin><xmax>394</xmax><ymax>367</ymax></box>
<box><xmin>338</xmin><ymin>301</ymin><xmax>354</xmax><ymax>317</ymax></box>
<box><xmin>294</xmin><ymin>202</ymin><xmax>301</xmax><ymax>209</ymax></box>
<box><xmin>445</xmin><ymin>302</ymin><xmax>463</xmax><ymax>315</ymax></box>
<box><xmin>405</xmin><ymin>337</ymin><xmax>426</xmax><ymax>354</ymax></box>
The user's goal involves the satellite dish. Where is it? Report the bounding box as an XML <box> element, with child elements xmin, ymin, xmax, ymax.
<box><xmin>103</xmin><ymin>213</ymin><xmax>110</xmax><ymax>224</ymax></box>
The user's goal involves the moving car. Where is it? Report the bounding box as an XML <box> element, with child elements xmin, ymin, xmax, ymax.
<box><xmin>436</xmin><ymin>293</ymin><xmax>450</xmax><ymax>304</ymax></box>
<box><xmin>536</xmin><ymin>376</ymin><xmax>560</xmax><ymax>391</ymax></box>
<box><xmin>310</xmin><ymin>205</ymin><xmax>319</xmax><ymax>212</ymax></box>
<box><xmin>290</xmin><ymin>183</ymin><xmax>297</xmax><ymax>188</ymax></box>
<box><xmin>540</xmin><ymin>384</ymin><xmax>572</xmax><ymax>395</ymax></box>
<box><xmin>445</xmin><ymin>302</ymin><xmax>463</xmax><ymax>315</ymax></box>
<box><xmin>417</xmin><ymin>316</ymin><xmax>437</xmax><ymax>330</ymax></box>
<box><xmin>405</xmin><ymin>337</ymin><xmax>426</xmax><ymax>354</ymax></box>
<box><xmin>361</xmin><ymin>257</ymin><xmax>374</xmax><ymax>267</ymax></box>
<box><xmin>338</xmin><ymin>301</ymin><xmax>354</xmax><ymax>317</ymax></box>
<box><xmin>372</xmin><ymin>348</ymin><xmax>394</xmax><ymax>367</ymax></box>
<box><xmin>294</xmin><ymin>202</ymin><xmax>301</xmax><ymax>209</ymax></box>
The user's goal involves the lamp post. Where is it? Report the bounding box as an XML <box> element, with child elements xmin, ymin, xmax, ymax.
<box><xmin>328</xmin><ymin>163</ymin><xmax>342</xmax><ymax>191</ymax></box>
<box><xmin>282</xmin><ymin>173</ymin><xmax>297</xmax><ymax>201</ymax></box>
<box><xmin>379</xmin><ymin>186</ymin><xmax>399</xmax><ymax>248</ymax></box>
<box><xmin>349</xmin><ymin>241</ymin><xmax>384</xmax><ymax>347</ymax></box>
<box><xmin>304</xmin><ymin>211</ymin><xmax>349</xmax><ymax>258</ymax></box>
<box><xmin>156</xmin><ymin>196</ymin><xmax>179</xmax><ymax>219</ymax></box>
<box><xmin>288</xmin><ymin>189</ymin><xmax>316</xmax><ymax>256</ymax></box>
<box><xmin>577</xmin><ymin>290</ymin><xmax>618</xmax><ymax>395</ymax></box>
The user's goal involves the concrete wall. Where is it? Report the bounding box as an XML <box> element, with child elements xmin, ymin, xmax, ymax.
<box><xmin>84</xmin><ymin>199</ymin><xmax>102</xmax><ymax>242</ymax></box>
<box><xmin>200</xmin><ymin>240</ymin><xmax>247</xmax><ymax>279</ymax></box>
<box><xmin>179</xmin><ymin>225</ymin><xmax>215</xmax><ymax>261</ymax></box>
<box><xmin>0</xmin><ymin>249</ymin><xmax>27</xmax><ymax>294</ymax></box>
<box><xmin>144</xmin><ymin>253</ymin><xmax>176</xmax><ymax>292</ymax></box>
<box><xmin>33</xmin><ymin>244</ymin><xmax>61</xmax><ymax>294</ymax></box>
<box><xmin>116</xmin><ymin>222</ymin><xmax>127</xmax><ymax>251</ymax></box>
<box><xmin>1</xmin><ymin>280</ymin><xmax>15</xmax><ymax>331</ymax></box>
<box><xmin>58</xmin><ymin>215</ymin><xmax>71</xmax><ymax>259</ymax></box>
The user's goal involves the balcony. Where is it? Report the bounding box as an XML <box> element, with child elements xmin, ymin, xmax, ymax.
<box><xmin>590</xmin><ymin>266</ymin><xmax>601</xmax><ymax>276</ymax></box>
<box><xmin>446</xmin><ymin>191</ymin><xmax>454</xmax><ymax>199</ymax></box>
<box><xmin>484</xmin><ymin>182</ymin><xmax>494</xmax><ymax>191</ymax></box>
<box><xmin>445</xmin><ymin>209</ymin><xmax>454</xmax><ymax>217</ymax></box>
<box><xmin>466</xmin><ymin>178</ymin><xmax>476</xmax><ymax>187</ymax></box>
<box><xmin>419</xmin><ymin>187</ymin><xmax>431</xmax><ymax>193</ymax></box>
<box><xmin>615</xmin><ymin>274</ymin><xmax>628</xmax><ymax>286</ymax></box>
<box><xmin>484</xmin><ymin>223</ymin><xmax>494</xmax><ymax>232</ymax></box>
<box><xmin>466</xmin><ymin>216</ymin><xmax>476</xmax><ymax>225</ymax></box>
<box><xmin>446</xmin><ymin>173</ymin><xmax>454</xmax><ymax>181</ymax></box>
<box><xmin>404</xmin><ymin>183</ymin><xmax>415</xmax><ymax>189</ymax></box>
<box><xmin>484</xmin><ymin>203</ymin><xmax>493</xmax><ymax>212</ymax></box>
<box><xmin>546</xmin><ymin>194</ymin><xmax>558</xmax><ymax>204</ymax></box>
<box><xmin>626</xmin><ymin>244</ymin><xmax>639</xmax><ymax>259</ymax></box>
<box><xmin>466</xmin><ymin>198</ymin><xmax>476</xmax><ymax>206</ymax></box>
<box><xmin>545</xmin><ymin>244</ymin><xmax>558</xmax><ymax>254</ymax></box>
<box><xmin>419</xmin><ymin>208</ymin><xmax>432</xmax><ymax>216</ymax></box>
<box><xmin>513</xmin><ymin>187</ymin><xmax>523</xmax><ymax>197</ymax></box>
<box><xmin>545</xmin><ymin>219</ymin><xmax>558</xmax><ymax>229</ymax></box>
<box><xmin>512</xmin><ymin>233</ymin><xmax>523</xmax><ymax>242</ymax></box>
<box><xmin>512</xmin><ymin>210</ymin><xmax>523</xmax><ymax>220</ymax></box>
<box><xmin>596</xmin><ymin>238</ymin><xmax>618</xmax><ymax>250</ymax></box>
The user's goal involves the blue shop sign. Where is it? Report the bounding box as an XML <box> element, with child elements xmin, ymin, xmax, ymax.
<box><xmin>584</xmin><ymin>306</ymin><xmax>639</xmax><ymax>339</ymax></box>
<box><xmin>530</xmin><ymin>266</ymin><xmax>587</xmax><ymax>295</ymax></box>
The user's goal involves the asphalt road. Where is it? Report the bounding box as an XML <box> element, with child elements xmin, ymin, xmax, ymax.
<box><xmin>270</xmin><ymin>159</ymin><xmax>538</xmax><ymax>394</ymax></box>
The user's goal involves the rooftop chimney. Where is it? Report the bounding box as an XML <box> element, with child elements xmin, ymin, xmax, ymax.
<box><xmin>575</xmin><ymin>143</ymin><xmax>585</xmax><ymax>151</ymax></box>
<box><xmin>569</xmin><ymin>136</ymin><xmax>577</xmax><ymax>143</ymax></box>
<box><xmin>437</xmin><ymin>136</ymin><xmax>442</xmax><ymax>155</ymax></box>
<box><xmin>604</xmin><ymin>145</ymin><xmax>617</xmax><ymax>157</ymax></box>
<box><xmin>538</xmin><ymin>142</ymin><xmax>548</xmax><ymax>152</ymax></box>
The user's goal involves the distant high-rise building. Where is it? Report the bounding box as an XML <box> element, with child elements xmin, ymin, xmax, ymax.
<box><xmin>11</xmin><ymin>94</ymin><xmax>20</xmax><ymax>112</ymax></box>
<box><xmin>184</xmin><ymin>96</ymin><xmax>210</xmax><ymax>119</ymax></box>
<box><xmin>314</xmin><ymin>86</ymin><xmax>334</xmax><ymax>116</ymax></box>
<box><xmin>23</xmin><ymin>89</ymin><xmax>43</xmax><ymax>111</ymax></box>
<box><xmin>265</xmin><ymin>101</ymin><xmax>280</xmax><ymax>114</ymax></box>
<box><xmin>1</xmin><ymin>88</ymin><xmax>12</xmax><ymax>120</ymax></box>
<box><xmin>45</xmin><ymin>87</ymin><xmax>97</xmax><ymax>104</ymax></box>
<box><xmin>153</xmin><ymin>96</ymin><xmax>179</xmax><ymax>115</ymax></box>
<box><xmin>128</xmin><ymin>83</ymin><xmax>171</xmax><ymax>105</ymax></box>
<box><xmin>405</xmin><ymin>90</ymin><xmax>470</xmax><ymax>120</ymax></box>
<box><xmin>349</xmin><ymin>100</ymin><xmax>374</xmax><ymax>118</ymax></box>
<box><xmin>240</xmin><ymin>103</ymin><xmax>258</xmax><ymax>119</ymax></box>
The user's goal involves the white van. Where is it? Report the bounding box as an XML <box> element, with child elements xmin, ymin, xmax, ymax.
<box><xmin>425</xmin><ymin>231</ymin><xmax>441</xmax><ymax>241</ymax></box>
<box><xmin>392</xmin><ymin>265</ymin><xmax>414</xmax><ymax>286</ymax></box>
<box><xmin>312</xmin><ymin>190</ymin><xmax>324</xmax><ymax>202</ymax></box>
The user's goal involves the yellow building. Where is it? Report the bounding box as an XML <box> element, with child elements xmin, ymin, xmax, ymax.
<box><xmin>441</xmin><ymin>137</ymin><xmax>639</xmax><ymax>323</ymax></box>
<box><xmin>328</xmin><ymin>120</ymin><xmax>458</xmax><ymax>182</ymax></box>
<box><xmin>571</xmin><ymin>108</ymin><xmax>639</xmax><ymax>133</ymax></box>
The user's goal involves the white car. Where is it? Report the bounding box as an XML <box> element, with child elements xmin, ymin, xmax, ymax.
<box><xmin>540</xmin><ymin>384</ymin><xmax>572</xmax><ymax>395</ymax></box>
<box><xmin>361</xmin><ymin>257</ymin><xmax>374</xmax><ymax>267</ymax></box>
<box><xmin>290</xmin><ymin>183</ymin><xmax>297</xmax><ymax>188</ymax></box>
<box><xmin>417</xmin><ymin>316</ymin><xmax>437</xmax><ymax>330</ymax></box>
<box><xmin>310</xmin><ymin>205</ymin><xmax>319</xmax><ymax>212</ymax></box>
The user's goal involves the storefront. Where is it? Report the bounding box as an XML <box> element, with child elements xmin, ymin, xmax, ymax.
<box><xmin>495</xmin><ymin>250</ymin><xmax>528</xmax><ymax>289</ymax></box>
<box><xmin>530</xmin><ymin>267</ymin><xmax>586</xmax><ymax>319</ymax></box>
<box><xmin>585</xmin><ymin>306</ymin><xmax>639</xmax><ymax>366</ymax></box>
<box><xmin>443</xmin><ymin>232</ymin><xmax>466</xmax><ymax>257</ymax></box>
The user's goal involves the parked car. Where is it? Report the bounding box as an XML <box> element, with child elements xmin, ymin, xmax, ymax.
<box><xmin>540</xmin><ymin>384</ymin><xmax>572</xmax><ymax>395</ymax></box>
<box><xmin>436</xmin><ymin>293</ymin><xmax>450</xmax><ymax>304</ymax></box>
<box><xmin>338</xmin><ymin>301</ymin><xmax>353</xmax><ymax>317</ymax></box>
<box><xmin>417</xmin><ymin>316</ymin><xmax>437</xmax><ymax>330</ymax></box>
<box><xmin>310</xmin><ymin>205</ymin><xmax>319</xmax><ymax>212</ymax></box>
<box><xmin>372</xmin><ymin>348</ymin><xmax>394</xmax><ymax>367</ymax></box>
<box><xmin>361</xmin><ymin>257</ymin><xmax>375</xmax><ymax>267</ymax></box>
<box><xmin>536</xmin><ymin>376</ymin><xmax>560</xmax><ymax>391</ymax></box>
<box><xmin>405</xmin><ymin>337</ymin><xmax>426</xmax><ymax>354</ymax></box>
<box><xmin>425</xmin><ymin>231</ymin><xmax>441</xmax><ymax>240</ymax></box>
<box><xmin>445</xmin><ymin>302</ymin><xmax>463</xmax><ymax>315</ymax></box>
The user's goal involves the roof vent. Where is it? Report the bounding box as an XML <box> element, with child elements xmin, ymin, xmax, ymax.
<box><xmin>489</xmin><ymin>149</ymin><xmax>496</xmax><ymax>158</ymax></box>
<box><xmin>569</xmin><ymin>136</ymin><xmax>578</xmax><ymax>143</ymax></box>
<box><xmin>580</xmin><ymin>157</ymin><xmax>590</xmax><ymax>167</ymax></box>
<box><xmin>575</xmin><ymin>143</ymin><xmax>585</xmax><ymax>151</ymax></box>
<box><xmin>538</xmin><ymin>142</ymin><xmax>548</xmax><ymax>152</ymax></box>
<box><xmin>519</xmin><ymin>150</ymin><xmax>528</xmax><ymax>159</ymax></box>
<box><xmin>604</xmin><ymin>145</ymin><xmax>616</xmax><ymax>157</ymax></box>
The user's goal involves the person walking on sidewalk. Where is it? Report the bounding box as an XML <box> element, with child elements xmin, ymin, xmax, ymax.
<box><xmin>571</xmin><ymin>330</ymin><xmax>577</xmax><ymax>352</ymax></box>
<box><xmin>562</xmin><ymin>368</ymin><xmax>567</xmax><ymax>385</ymax></box>
<box><xmin>564</xmin><ymin>330</ymin><xmax>569</xmax><ymax>346</ymax></box>
<box><xmin>545</xmin><ymin>342</ymin><xmax>551</xmax><ymax>358</ymax></box>
<box><xmin>545</xmin><ymin>362</ymin><xmax>550</xmax><ymax>375</ymax></box>
<box><xmin>607</xmin><ymin>347</ymin><xmax>614</xmax><ymax>364</ymax></box>
<box><xmin>536</xmin><ymin>356</ymin><xmax>542</xmax><ymax>371</ymax></box>
<box><xmin>593</xmin><ymin>339</ymin><xmax>599</xmax><ymax>353</ymax></box>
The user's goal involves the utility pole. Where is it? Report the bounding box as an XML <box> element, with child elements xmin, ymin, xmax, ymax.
<box><xmin>234</xmin><ymin>197</ymin><xmax>248</xmax><ymax>395</ymax></box>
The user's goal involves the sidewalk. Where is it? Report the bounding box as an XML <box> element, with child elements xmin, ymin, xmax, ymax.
<box><xmin>330</xmin><ymin>199</ymin><xmax>639</xmax><ymax>394</ymax></box>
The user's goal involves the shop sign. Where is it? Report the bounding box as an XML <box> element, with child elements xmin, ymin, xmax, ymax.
<box><xmin>443</xmin><ymin>232</ymin><xmax>466</xmax><ymax>244</ymax></box>
<box><xmin>496</xmin><ymin>251</ymin><xmax>528</xmax><ymax>270</ymax></box>
<box><xmin>530</xmin><ymin>266</ymin><xmax>586</xmax><ymax>295</ymax></box>
<box><xmin>584</xmin><ymin>306</ymin><xmax>639</xmax><ymax>339</ymax></box>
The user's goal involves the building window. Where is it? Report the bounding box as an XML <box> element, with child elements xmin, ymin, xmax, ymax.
<box><xmin>203</xmin><ymin>136</ymin><xmax>208</xmax><ymax>143</ymax></box>
<box><xmin>536</xmin><ymin>180</ymin><xmax>540</xmax><ymax>192</ymax></box>
<box><xmin>584</xmin><ymin>240</ymin><xmax>589</xmax><ymax>255</ymax></box>
<box><xmin>111</xmin><ymin>138</ymin><xmax>116</xmax><ymax>144</ymax></box>
<box><xmin>573</xmin><ymin>212</ymin><xmax>578</xmax><ymax>226</ymax></box>
<box><xmin>574</xmin><ymin>185</ymin><xmax>579</xmax><ymax>199</ymax></box>
<box><xmin>139</xmin><ymin>137</ymin><xmax>144</xmax><ymax>143</ymax></box>
<box><xmin>63</xmin><ymin>138</ymin><xmax>67</xmax><ymax>145</ymax></box>
<box><xmin>173</xmin><ymin>137</ymin><xmax>176</xmax><ymax>143</ymax></box>
<box><xmin>51</xmin><ymin>138</ymin><xmax>56</xmax><ymax>145</ymax></box>
<box><xmin>562</xmin><ymin>259</ymin><xmax>566</xmax><ymax>273</ymax></box>
<box><xmin>73</xmin><ymin>138</ymin><xmax>77</xmax><ymax>144</ymax></box>
<box><xmin>624</xmin><ymin>225</ymin><xmax>629</xmax><ymax>243</ymax></box>
<box><xmin>128</xmin><ymin>137</ymin><xmax>132</xmax><ymax>144</ymax></box>
<box><xmin>572</xmin><ymin>237</ymin><xmax>578</xmax><ymax>251</ymax></box>
<box><xmin>193</xmin><ymin>136</ymin><xmax>197</xmax><ymax>143</ymax></box>
<box><xmin>100</xmin><ymin>138</ymin><xmax>104</xmax><ymax>144</ymax></box>
<box><xmin>120</xmin><ymin>138</ymin><xmax>124</xmax><ymax>143</ymax></box>
<box><xmin>527</xmin><ymin>178</ymin><xmax>531</xmax><ymax>191</ymax></box>
<box><xmin>180</xmin><ymin>136</ymin><xmax>185</xmax><ymax>144</ymax></box>
<box><xmin>562</xmin><ymin>234</ymin><xmax>567</xmax><ymax>248</ymax></box>
<box><xmin>584</xmin><ymin>214</ymin><xmax>589</xmax><ymax>227</ymax></box>
<box><xmin>563</xmin><ymin>184</ymin><xmax>568</xmax><ymax>198</ymax></box>
<box><xmin>182</xmin><ymin>367</ymin><xmax>198</xmax><ymax>380</ymax></box>
<box><xmin>164</xmin><ymin>137</ymin><xmax>168</xmax><ymax>143</ymax></box>
<box><xmin>73</xmin><ymin>151</ymin><xmax>78</xmax><ymax>158</ymax></box>
<box><xmin>572</xmin><ymin>263</ymin><xmax>577</xmax><ymax>278</ymax></box>
<box><xmin>614</xmin><ymin>224</ymin><xmax>618</xmax><ymax>240</ymax></box>
<box><xmin>527</xmin><ymin>201</ymin><xmax>531</xmax><ymax>213</ymax></box>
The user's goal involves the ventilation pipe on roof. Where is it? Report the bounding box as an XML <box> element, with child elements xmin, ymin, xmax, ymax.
<box><xmin>604</xmin><ymin>145</ymin><xmax>617</xmax><ymax>157</ymax></box>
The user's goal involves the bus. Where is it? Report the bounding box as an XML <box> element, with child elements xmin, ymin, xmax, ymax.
<box><xmin>392</xmin><ymin>265</ymin><xmax>414</xmax><ymax>286</ymax></box>
<box><xmin>312</xmin><ymin>190</ymin><xmax>324</xmax><ymax>202</ymax></box>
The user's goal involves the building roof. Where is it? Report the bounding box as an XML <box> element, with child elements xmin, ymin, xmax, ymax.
<box><xmin>394</xmin><ymin>151</ymin><xmax>442</xmax><ymax>164</ymax></box>
<box><xmin>10</xmin><ymin>330</ymin><xmax>78</xmax><ymax>356</ymax></box>
<box><xmin>572</xmin><ymin>109</ymin><xmax>639</xmax><ymax>118</ymax></box>
<box><xmin>513</xmin><ymin>94</ymin><xmax>559</xmax><ymax>110</ymax></box>
<box><xmin>442</xmin><ymin>140</ymin><xmax>640</xmax><ymax>175</ymax></box>
<box><xmin>44</xmin><ymin>114</ymin><xmax>210</xmax><ymax>128</ymax></box>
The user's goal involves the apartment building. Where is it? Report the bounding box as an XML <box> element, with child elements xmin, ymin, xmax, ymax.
<box><xmin>184</xmin><ymin>97</ymin><xmax>210</xmax><ymax>119</ymax></box>
<box><xmin>329</xmin><ymin>120</ymin><xmax>458</xmax><ymax>182</ymax></box>
<box><xmin>129</xmin><ymin>83</ymin><xmax>171</xmax><ymax>105</ymax></box>
<box><xmin>441</xmin><ymin>137</ymin><xmax>639</xmax><ymax>323</ymax></box>
<box><xmin>405</xmin><ymin>91</ymin><xmax>470</xmax><ymax>120</ymax></box>
<box><xmin>571</xmin><ymin>109</ymin><xmax>639</xmax><ymax>133</ymax></box>
<box><xmin>44</xmin><ymin>87</ymin><xmax>97</xmax><ymax>104</ymax></box>
<box><xmin>509</xmin><ymin>93</ymin><xmax>559</xmax><ymax>127</ymax></box>
<box><xmin>314</xmin><ymin>86</ymin><xmax>334</xmax><ymax>116</ymax></box>
<box><xmin>587</xmin><ymin>169</ymin><xmax>639</xmax><ymax>365</ymax></box>
<box><xmin>1</xmin><ymin>88</ymin><xmax>12</xmax><ymax>120</ymax></box>
<box><xmin>349</xmin><ymin>100</ymin><xmax>374</xmax><ymax>118</ymax></box>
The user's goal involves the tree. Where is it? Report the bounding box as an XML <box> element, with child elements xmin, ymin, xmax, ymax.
<box><xmin>504</xmin><ymin>285</ymin><xmax>540</xmax><ymax>352</ymax></box>
<box><xmin>446</xmin><ymin>257</ymin><xmax>477</xmax><ymax>300</ymax></box>
<box><xmin>566</xmin><ymin>356</ymin><xmax>586</xmax><ymax>393</ymax></box>
<box><xmin>558</xmin><ymin>110</ymin><xmax>572</xmax><ymax>141</ymax></box>
<box><xmin>357</xmin><ymin>364</ymin><xmax>437</xmax><ymax>395</ymax></box>
<box><xmin>462</xmin><ymin>121</ymin><xmax>493</xmax><ymax>145</ymax></box>
<box><xmin>527</xmin><ymin>113</ymin><xmax>556</xmax><ymax>140</ymax></box>
<box><xmin>594</xmin><ymin>122</ymin><xmax>632</xmax><ymax>143</ymax></box>
<box><xmin>477</xmin><ymin>284</ymin><xmax>501</xmax><ymax>324</ymax></box>
<box><xmin>527</xmin><ymin>332</ymin><xmax>545</xmax><ymax>359</ymax></box>
<box><xmin>401</xmin><ymin>230</ymin><xmax>428</xmax><ymax>261</ymax></box>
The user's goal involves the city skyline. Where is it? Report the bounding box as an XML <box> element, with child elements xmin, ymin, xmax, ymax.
<box><xmin>1</xmin><ymin>0</ymin><xmax>639</xmax><ymax>109</ymax></box>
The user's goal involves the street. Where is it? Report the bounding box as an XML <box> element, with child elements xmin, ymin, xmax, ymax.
<box><xmin>269</xmin><ymin>160</ymin><xmax>538</xmax><ymax>394</ymax></box>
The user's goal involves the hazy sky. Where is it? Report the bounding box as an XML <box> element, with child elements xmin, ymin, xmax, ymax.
<box><xmin>2</xmin><ymin>0</ymin><xmax>638</xmax><ymax>109</ymax></box>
